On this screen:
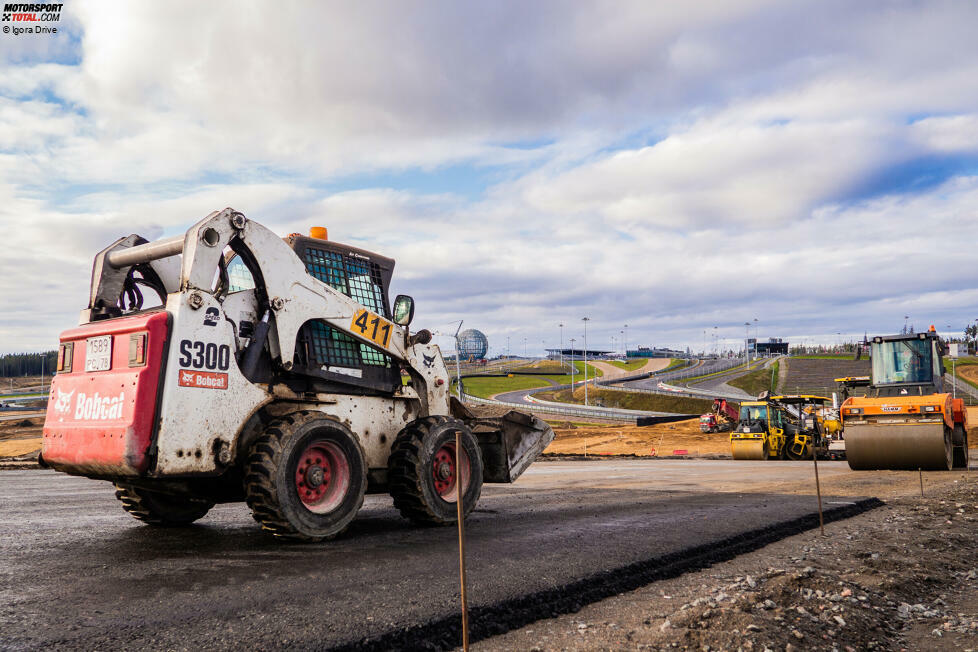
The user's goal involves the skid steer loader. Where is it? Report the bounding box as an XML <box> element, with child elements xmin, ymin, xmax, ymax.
<box><xmin>41</xmin><ymin>208</ymin><xmax>554</xmax><ymax>541</ymax></box>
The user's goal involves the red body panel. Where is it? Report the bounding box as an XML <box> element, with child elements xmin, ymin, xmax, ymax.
<box><xmin>42</xmin><ymin>311</ymin><xmax>169</xmax><ymax>477</ymax></box>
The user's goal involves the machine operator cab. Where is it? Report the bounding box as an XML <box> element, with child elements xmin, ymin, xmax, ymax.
<box><xmin>223</xmin><ymin>227</ymin><xmax>416</xmax><ymax>395</ymax></box>
<box><xmin>868</xmin><ymin>327</ymin><xmax>946</xmax><ymax>397</ymax></box>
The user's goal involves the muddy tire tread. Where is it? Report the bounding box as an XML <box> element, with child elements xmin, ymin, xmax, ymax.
<box><xmin>243</xmin><ymin>411</ymin><xmax>365</xmax><ymax>542</ymax></box>
<box><xmin>113</xmin><ymin>484</ymin><xmax>213</xmax><ymax>526</ymax></box>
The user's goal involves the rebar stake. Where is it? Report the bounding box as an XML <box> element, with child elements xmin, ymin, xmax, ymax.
<box><xmin>812</xmin><ymin>440</ymin><xmax>825</xmax><ymax>536</ymax></box>
<box><xmin>456</xmin><ymin>430</ymin><xmax>470</xmax><ymax>652</ymax></box>
<box><xmin>919</xmin><ymin>467</ymin><xmax>924</xmax><ymax>497</ymax></box>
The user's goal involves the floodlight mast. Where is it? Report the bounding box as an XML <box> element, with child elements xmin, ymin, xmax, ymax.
<box><xmin>582</xmin><ymin>317</ymin><xmax>590</xmax><ymax>406</ymax></box>
<box><xmin>559</xmin><ymin>323</ymin><xmax>564</xmax><ymax>371</ymax></box>
<box><xmin>454</xmin><ymin>320</ymin><xmax>463</xmax><ymax>399</ymax></box>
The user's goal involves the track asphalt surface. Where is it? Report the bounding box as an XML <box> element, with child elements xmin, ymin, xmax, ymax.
<box><xmin>0</xmin><ymin>463</ymin><xmax>874</xmax><ymax>650</ymax></box>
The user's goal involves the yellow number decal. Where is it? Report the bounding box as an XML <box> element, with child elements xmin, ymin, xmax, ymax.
<box><xmin>350</xmin><ymin>309</ymin><xmax>393</xmax><ymax>348</ymax></box>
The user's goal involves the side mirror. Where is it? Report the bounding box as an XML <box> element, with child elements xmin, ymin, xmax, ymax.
<box><xmin>392</xmin><ymin>295</ymin><xmax>415</xmax><ymax>326</ymax></box>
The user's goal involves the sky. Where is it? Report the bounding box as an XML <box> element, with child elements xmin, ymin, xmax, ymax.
<box><xmin>2</xmin><ymin>1</ymin><xmax>978</xmax><ymax>357</ymax></box>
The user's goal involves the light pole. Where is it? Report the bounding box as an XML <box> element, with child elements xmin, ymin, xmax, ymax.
<box><xmin>744</xmin><ymin>322</ymin><xmax>750</xmax><ymax>364</ymax></box>
<box><xmin>582</xmin><ymin>317</ymin><xmax>590</xmax><ymax>406</ymax></box>
<box><xmin>569</xmin><ymin>338</ymin><xmax>576</xmax><ymax>390</ymax></box>
<box><xmin>559</xmin><ymin>323</ymin><xmax>564</xmax><ymax>371</ymax></box>
<box><xmin>453</xmin><ymin>321</ymin><xmax>464</xmax><ymax>400</ymax></box>
<box><xmin>713</xmin><ymin>326</ymin><xmax>718</xmax><ymax>357</ymax></box>
<box><xmin>623</xmin><ymin>324</ymin><xmax>628</xmax><ymax>360</ymax></box>
<box><xmin>753</xmin><ymin>318</ymin><xmax>758</xmax><ymax>356</ymax></box>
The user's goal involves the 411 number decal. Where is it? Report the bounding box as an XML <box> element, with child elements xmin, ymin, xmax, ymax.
<box><xmin>350</xmin><ymin>309</ymin><xmax>394</xmax><ymax>348</ymax></box>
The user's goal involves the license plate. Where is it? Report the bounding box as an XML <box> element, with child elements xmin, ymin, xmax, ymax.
<box><xmin>85</xmin><ymin>335</ymin><xmax>113</xmax><ymax>372</ymax></box>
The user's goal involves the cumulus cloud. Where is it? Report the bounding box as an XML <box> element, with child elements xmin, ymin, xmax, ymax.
<box><xmin>2</xmin><ymin>1</ymin><xmax>978</xmax><ymax>354</ymax></box>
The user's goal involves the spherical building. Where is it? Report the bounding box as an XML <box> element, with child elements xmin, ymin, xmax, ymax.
<box><xmin>457</xmin><ymin>329</ymin><xmax>489</xmax><ymax>360</ymax></box>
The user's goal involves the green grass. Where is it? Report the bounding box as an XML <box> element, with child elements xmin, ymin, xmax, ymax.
<box><xmin>728</xmin><ymin>361</ymin><xmax>778</xmax><ymax>397</ymax></box>
<box><xmin>456</xmin><ymin>360</ymin><xmax>606</xmax><ymax>398</ymax></box>
<box><xmin>513</xmin><ymin>360</ymin><xmax>569</xmax><ymax>374</ymax></box>
<box><xmin>605</xmin><ymin>359</ymin><xmax>650</xmax><ymax>371</ymax></box>
<box><xmin>660</xmin><ymin>358</ymin><xmax>688</xmax><ymax>373</ymax></box>
<box><xmin>460</xmin><ymin>376</ymin><xmax>553</xmax><ymax>399</ymax></box>
<box><xmin>537</xmin><ymin>386</ymin><xmax>724</xmax><ymax>415</ymax></box>
<box><xmin>681</xmin><ymin>360</ymin><xmax>760</xmax><ymax>385</ymax></box>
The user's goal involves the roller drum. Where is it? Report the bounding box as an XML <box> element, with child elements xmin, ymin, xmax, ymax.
<box><xmin>845</xmin><ymin>423</ymin><xmax>951</xmax><ymax>471</ymax></box>
<box><xmin>731</xmin><ymin>440</ymin><xmax>767</xmax><ymax>460</ymax></box>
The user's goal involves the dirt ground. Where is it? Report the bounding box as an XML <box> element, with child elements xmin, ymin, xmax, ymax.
<box><xmin>958</xmin><ymin>365</ymin><xmax>978</xmax><ymax>386</ymax></box>
<box><xmin>476</xmin><ymin>469</ymin><xmax>978</xmax><ymax>651</ymax></box>
<box><xmin>0</xmin><ymin>416</ymin><xmax>43</xmax><ymax>459</ymax></box>
<box><xmin>7</xmin><ymin>405</ymin><xmax>978</xmax><ymax>464</ymax></box>
<box><xmin>0</xmin><ymin>375</ymin><xmax>48</xmax><ymax>392</ymax></box>
<box><xmin>545</xmin><ymin>419</ymin><xmax>729</xmax><ymax>457</ymax></box>
<box><xmin>544</xmin><ymin>406</ymin><xmax>978</xmax><ymax>459</ymax></box>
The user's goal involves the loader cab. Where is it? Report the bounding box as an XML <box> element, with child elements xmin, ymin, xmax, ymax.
<box><xmin>737</xmin><ymin>402</ymin><xmax>775</xmax><ymax>433</ymax></box>
<box><xmin>869</xmin><ymin>330</ymin><xmax>945</xmax><ymax>397</ymax></box>
<box><xmin>281</xmin><ymin>232</ymin><xmax>403</xmax><ymax>394</ymax></box>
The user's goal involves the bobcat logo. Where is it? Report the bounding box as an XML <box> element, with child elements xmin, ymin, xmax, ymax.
<box><xmin>422</xmin><ymin>353</ymin><xmax>436</xmax><ymax>368</ymax></box>
<box><xmin>181</xmin><ymin>370</ymin><xmax>196</xmax><ymax>384</ymax></box>
<box><xmin>54</xmin><ymin>388</ymin><xmax>75</xmax><ymax>415</ymax></box>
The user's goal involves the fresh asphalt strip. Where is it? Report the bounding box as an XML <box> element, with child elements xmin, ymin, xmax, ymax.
<box><xmin>331</xmin><ymin>497</ymin><xmax>883</xmax><ymax>651</ymax></box>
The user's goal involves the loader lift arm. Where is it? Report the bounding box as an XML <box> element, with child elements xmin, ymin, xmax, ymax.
<box><xmin>84</xmin><ymin>208</ymin><xmax>448</xmax><ymax>413</ymax></box>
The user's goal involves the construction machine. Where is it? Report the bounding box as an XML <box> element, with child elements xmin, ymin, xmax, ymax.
<box><xmin>841</xmin><ymin>327</ymin><xmax>968</xmax><ymax>470</ymax></box>
<box><xmin>40</xmin><ymin>208</ymin><xmax>554</xmax><ymax>541</ymax></box>
<box><xmin>776</xmin><ymin>395</ymin><xmax>831</xmax><ymax>460</ymax></box>
<box><xmin>699</xmin><ymin>398</ymin><xmax>739</xmax><ymax>434</ymax></box>
<box><xmin>730</xmin><ymin>394</ymin><xmax>831</xmax><ymax>460</ymax></box>
<box><xmin>730</xmin><ymin>398</ymin><xmax>788</xmax><ymax>460</ymax></box>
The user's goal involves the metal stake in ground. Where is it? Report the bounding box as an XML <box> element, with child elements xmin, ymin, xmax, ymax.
<box><xmin>456</xmin><ymin>430</ymin><xmax>470</xmax><ymax>651</ymax></box>
<box><xmin>919</xmin><ymin>467</ymin><xmax>924</xmax><ymax>497</ymax></box>
<box><xmin>810</xmin><ymin>400</ymin><xmax>825</xmax><ymax>536</ymax></box>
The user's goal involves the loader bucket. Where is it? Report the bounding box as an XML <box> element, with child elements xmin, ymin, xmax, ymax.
<box><xmin>450</xmin><ymin>400</ymin><xmax>554</xmax><ymax>483</ymax></box>
<box><xmin>845</xmin><ymin>422</ymin><xmax>951</xmax><ymax>470</ymax></box>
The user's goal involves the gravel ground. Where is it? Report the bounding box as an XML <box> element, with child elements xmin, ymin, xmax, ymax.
<box><xmin>475</xmin><ymin>470</ymin><xmax>978</xmax><ymax>651</ymax></box>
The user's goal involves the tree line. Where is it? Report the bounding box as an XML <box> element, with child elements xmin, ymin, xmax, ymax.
<box><xmin>0</xmin><ymin>351</ymin><xmax>58</xmax><ymax>377</ymax></box>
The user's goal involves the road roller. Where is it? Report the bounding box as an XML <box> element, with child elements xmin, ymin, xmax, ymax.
<box><xmin>841</xmin><ymin>327</ymin><xmax>968</xmax><ymax>471</ymax></box>
<box><xmin>731</xmin><ymin>395</ymin><xmax>831</xmax><ymax>460</ymax></box>
<box><xmin>777</xmin><ymin>395</ymin><xmax>832</xmax><ymax>460</ymax></box>
<box><xmin>730</xmin><ymin>399</ymin><xmax>788</xmax><ymax>460</ymax></box>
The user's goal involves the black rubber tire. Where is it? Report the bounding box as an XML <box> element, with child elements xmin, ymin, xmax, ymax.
<box><xmin>388</xmin><ymin>416</ymin><xmax>483</xmax><ymax>525</ymax></box>
<box><xmin>953</xmin><ymin>424</ymin><xmax>969</xmax><ymax>469</ymax></box>
<box><xmin>243</xmin><ymin>411</ymin><xmax>367</xmax><ymax>542</ymax></box>
<box><xmin>114</xmin><ymin>484</ymin><xmax>214</xmax><ymax>526</ymax></box>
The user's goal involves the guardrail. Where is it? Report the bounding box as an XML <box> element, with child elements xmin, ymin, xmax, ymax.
<box><xmin>462</xmin><ymin>392</ymin><xmax>646</xmax><ymax>422</ymax></box>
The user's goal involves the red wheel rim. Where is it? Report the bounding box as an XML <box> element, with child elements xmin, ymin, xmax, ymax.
<box><xmin>294</xmin><ymin>440</ymin><xmax>350</xmax><ymax>514</ymax></box>
<box><xmin>432</xmin><ymin>440</ymin><xmax>470</xmax><ymax>503</ymax></box>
